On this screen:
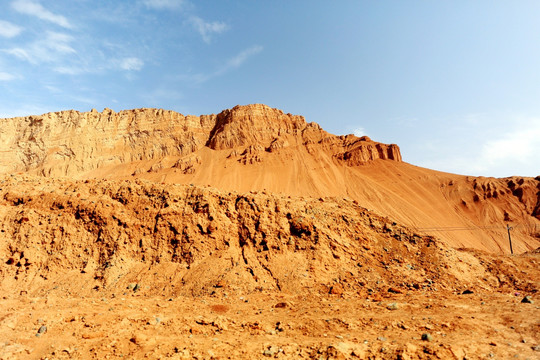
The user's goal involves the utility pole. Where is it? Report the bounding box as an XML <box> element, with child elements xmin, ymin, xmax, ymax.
<box><xmin>507</xmin><ymin>224</ymin><xmax>513</xmax><ymax>255</ymax></box>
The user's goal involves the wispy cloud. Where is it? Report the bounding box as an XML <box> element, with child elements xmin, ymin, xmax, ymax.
<box><xmin>0</xmin><ymin>72</ymin><xmax>17</xmax><ymax>81</ymax></box>
<box><xmin>353</xmin><ymin>127</ymin><xmax>367</xmax><ymax>137</ymax></box>
<box><xmin>53</xmin><ymin>66</ymin><xmax>85</xmax><ymax>75</ymax></box>
<box><xmin>0</xmin><ymin>105</ymin><xmax>51</xmax><ymax>119</ymax></box>
<box><xmin>142</xmin><ymin>0</ymin><xmax>186</xmax><ymax>10</ymax></box>
<box><xmin>4</xmin><ymin>31</ymin><xmax>76</xmax><ymax>64</ymax></box>
<box><xmin>182</xmin><ymin>45</ymin><xmax>263</xmax><ymax>84</ymax></box>
<box><xmin>189</xmin><ymin>16</ymin><xmax>228</xmax><ymax>43</ymax></box>
<box><xmin>419</xmin><ymin>116</ymin><xmax>540</xmax><ymax>177</ymax></box>
<box><xmin>119</xmin><ymin>57</ymin><xmax>144</xmax><ymax>71</ymax></box>
<box><xmin>11</xmin><ymin>0</ymin><xmax>72</xmax><ymax>29</ymax></box>
<box><xmin>0</xmin><ymin>20</ymin><xmax>23</xmax><ymax>38</ymax></box>
<box><xmin>225</xmin><ymin>45</ymin><xmax>263</xmax><ymax>68</ymax></box>
<box><xmin>479</xmin><ymin>119</ymin><xmax>540</xmax><ymax>167</ymax></box>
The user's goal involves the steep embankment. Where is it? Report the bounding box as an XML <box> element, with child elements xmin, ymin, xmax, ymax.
<box><xmin>1</xmin><ymin>176</ymin><xmax>537</xmax><ymax>299</ymax></box>
<box><xmin>1</xmin><ymin>104</ymin><xmax>538</xmax><ymax>253</ymax></box>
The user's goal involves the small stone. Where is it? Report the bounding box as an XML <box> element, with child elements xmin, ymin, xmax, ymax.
<box><xmin>462</xmin><ymin>289</ymin><xmax>474</xmax><ymax>295</ymax></box>
<box><xmin>421</xmin><ymin>333</ymin><xmax>433</xmax><ymax>342</ymax></box>
<box><xmin>215</xmin><ymin>280</ymin><xmax>227</xmax><ymax>288</ymax></box>
<box><xmin>387</xmin><ymin>303</ymin><xmax>398</xmax><ymax>310</ymax></box>
<box><xmin>263</xmin><ymin>345</ymin><xmax>278</xmax><ymax>357</ymax></box>
<box><xmin>329</xmin><ymin>284</ymin><xmax>344</xmax><ymax>296</ymax></box>
<box><xmin>377</xmin><ymin>336</ymin><xmax>387</xmax><ymax>342</ymax></box>
<box><xmin>37</xmin><ymin>325</ymin><xmax>47</xmax><ymax>335</ymax></box>
<box><xmin>521</xmin><ymin>296</ymin><xmax>533</xmax><ymax>304</ymax></box>
<box><xmin>532</xmin><ymin>345</ymin><xmax>540</xmax><ymax>351</ymax></box>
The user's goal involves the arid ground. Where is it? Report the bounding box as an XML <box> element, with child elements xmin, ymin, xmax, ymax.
<box><xmin>1</xmin><ymin>105</ymin><xmax>538</xmax><ymax>359</ymax></box>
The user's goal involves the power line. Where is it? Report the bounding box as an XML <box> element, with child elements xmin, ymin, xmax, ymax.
<box><xmin>414</xmin><ymin>223</ymin><xmax>538</xmax><ymax>232</ymax></box>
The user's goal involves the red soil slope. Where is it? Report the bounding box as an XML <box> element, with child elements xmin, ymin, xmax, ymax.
<box><xmin>1</xmin><ymin>104</ymin><xmax>537</xmax><ymax>253</ymax></box>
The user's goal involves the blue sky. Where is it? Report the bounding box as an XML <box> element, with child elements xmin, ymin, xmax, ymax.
<box><xmin>1</xmin><ymin>0</ymin><xmax>539</xmax><ymax>177</ymax></box>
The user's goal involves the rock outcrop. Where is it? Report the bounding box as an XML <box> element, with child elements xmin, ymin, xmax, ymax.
<box><xmin>1</xmin><ymin>176</ymin><xmax>536</xmax><ymax>298</ymax></box>
<box><xmin>0</xmin><ymin>104</ymin><xmax>401</xmax><ymax>177</ymax></box>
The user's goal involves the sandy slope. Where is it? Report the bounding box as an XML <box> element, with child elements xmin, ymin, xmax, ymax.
<box><xmin>97</xmin><ymin>146</ymin><xmax>539</xmax><ymax>254</ymax></box>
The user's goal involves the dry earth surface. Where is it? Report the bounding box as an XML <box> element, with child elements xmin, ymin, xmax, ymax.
<box><xmin>0</xmin><ymin>104</ymin><xmax>539</xmax><ymax>359</ymax></box>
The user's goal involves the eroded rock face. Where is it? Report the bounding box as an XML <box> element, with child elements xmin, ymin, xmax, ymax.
<box><xmin>0</xmin><ymin>108</ymin><xmax>216</xmax><ymax>176</ymax></box>
<box><xmin>334</xmin><ymin>136</ymin><xmax>402</xmax><ymax>164</ymax></box>
<box><xmin>206</xmin><ymin>104</ymin><xmax>306</xmax><ymax>150</ymax></box>
<box><xmin>1</xmin><ymin>176</ymin><xmax>536</xmax><ymax>297</ymax></box>
<box><xmin>0</xmin><ymin>104</ymin><xmax>401</xmax><ymax>177</ymax></box>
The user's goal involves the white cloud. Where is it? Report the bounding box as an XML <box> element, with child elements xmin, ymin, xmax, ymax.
<box><xmin>120</xmin><ymin>57</ymin><xmax>144</xmax><ymax>71</ymax></box>
<box><xmin>181</xmin><ymin>45</ymin><xmax>263</xmax><ymax>84</ymax></box>
<box><xmin>225</xmin><ymin>45</ymin><xmax>263</xmax><ymax>69</ymax></box>
<box><xmin>0</xmin><ymin>72</ymin><xmax>17</xmax><ymax>81</ymax></box>
<box><xmin>189</xmin><ymin>16</ymin><xmax>228</xmax><ymax>43</ymax></box>
<box><xmin>353</xmin><ymin>127</ymin><xmax>366</xmax><ymax>137</ymax></box>
<box><xmin>0</xmin><ymin>105</ymin><xmax>50</xmax><ymax>119</ymax></box>
<box><xmin>0</xmin><ymin>20</ymin><xmax>23</xmax><ymax>38</ymax></box>
<box><xmin>11</xmin><ymin>0</ymin><xmax>72</xmax><ymax>29</ymax></box>
<box><xmin>142</xmin><ymin>0</ymin><xmax>186</xmax><ymax>10</ymax></box>
<box><xmin>53</xmin><ymin>66</ymin><xmax>84</xmax><ymax>75</ymax></box>
<box><xmin>4</xmin><ymin>31</ymin><xmax>76</xmax><ymax>64</ymax></box>
<box><xmin>419</xmin><ymin>116</ymin><xmax>540</xmax><ymax>177</ymax></box>
<box><xmin>479</xmin><ymin>119</ymin><xmax>540</xmax><ymax>167</ymax></box>
<box><xmin>4</xmin><ymin>48</ymin><xmax>32</xmax><ymax>62</ymax></box>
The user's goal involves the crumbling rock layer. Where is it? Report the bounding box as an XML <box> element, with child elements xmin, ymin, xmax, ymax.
<box><xmin>0</xmin><ymin>104</ymin><xmax>400</xmax><ymax>177</ymax></box>
<box><xmin>1</xmin><ymin>176</ymin><xmax>537</xmax><ymax>298</ymax></box>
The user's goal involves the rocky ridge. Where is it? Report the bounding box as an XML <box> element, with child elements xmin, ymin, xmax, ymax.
<box><xmin>0</xmin><ymin>104</ymin><xmax>401</xmax><ymax>177</ymax></box>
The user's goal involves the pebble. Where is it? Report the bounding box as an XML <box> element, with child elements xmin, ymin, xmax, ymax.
<box><xmin>387</xmin><ymin>303</ymin><xmax>398</xmax><ymax>310</ymax></box>
<box><xmin>377</xmin><ymin>336</ymin><xmax>387</xmax><ymax>342</ymax></box>
<box><xmin>521</xmin><ymin>296</ymin><xmax>533</xmax><ymax>304</ymax></box>
<box><xmin>36</xmin><ymin>325</ymin><xmax>47</xmax><ymax>336</ymax></box>
<box><xmin>421</xmin><ymin>333</ymin><xmax>433</xmax><ymax>342</ymax></box>
<box><xmin>263</xmin><ymin>345</ymin><xmax>279</xmax><ymax>357</ymax></box>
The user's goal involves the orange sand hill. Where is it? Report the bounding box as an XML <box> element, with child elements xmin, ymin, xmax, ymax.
<box><xmin>1</xmin><ymin>104</ymin><xmax>538</xmax><ymax>253</ymax></box>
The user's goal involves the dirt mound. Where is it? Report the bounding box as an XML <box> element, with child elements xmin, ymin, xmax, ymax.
<box><xmin>1</xmin><ymin>176</ymin><xmax>537</xmax><ymax>298</ymax></box>
<box><xmin>1</xmin><ymin>175</ymin><xmax>539</xmax><ymax>359</ymax></box>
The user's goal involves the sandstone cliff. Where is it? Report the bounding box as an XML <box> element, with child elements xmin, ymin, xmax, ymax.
<box><xmin>0</xmin><ymin>104</ymin><xmax>401</xmax><ymax>177</ymax></box>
